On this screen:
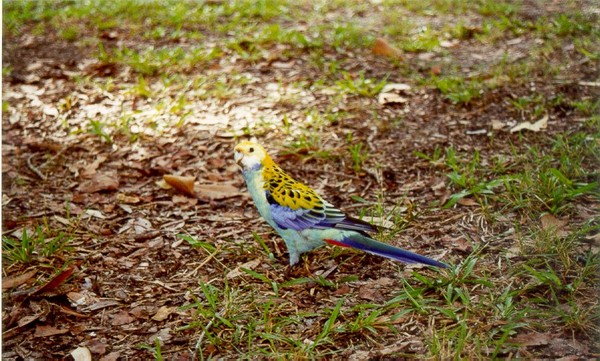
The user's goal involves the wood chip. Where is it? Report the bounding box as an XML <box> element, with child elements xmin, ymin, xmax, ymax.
<box><xmin>34</xmin><ymin>324</ymin><xmax>69</xmax><ymax>337</ymax></box>
<box><xmin>2</xmin><ymin>270</ymin><xmax>37</xmax><ymax>289</ymax></box>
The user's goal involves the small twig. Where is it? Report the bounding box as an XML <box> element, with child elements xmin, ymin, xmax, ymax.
<box><xmin>147</xmin><ymin>280</ymin><xmax>179</xmax><ymax>292</ymax></box>
<box><xmin>438</xmin><ymin>213</ymin><xmax>464</xmax><ymax>225</ymax></box>
<box><xmin>39</xmin><ymin>146</ymin><xmax>69</xmax><ymax>170</ymax></box>
<box><xmin>192</xmin><ymin>308</ymin><xmax>225</xmax><ymax>361</ymax></box>
<box><xmin>320</xmin><ymin>264</ymin><xmax>338</xmax><ymax>279</ymax></box>
<box><xmin>190</xmin><ymin>250</ymin><xmax>219</xmax><ymax>277</ymax></box>
<box><xmin>26</xmin><ymin>154</ymin><xmax>46</xmax><ymax>180</ymax></box>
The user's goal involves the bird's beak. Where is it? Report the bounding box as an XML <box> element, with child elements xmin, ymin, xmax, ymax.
<box><xmin>234</xmin><ymin>150</ymin><xmax>243</xmax><ymax>166</ymax></box>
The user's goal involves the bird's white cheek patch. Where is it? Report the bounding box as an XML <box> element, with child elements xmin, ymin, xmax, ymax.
<box><xmin>240</xmin><ymin>156</ymin><xmax>262</xmax><ymax>172</ymax></box>
<box><xmin>233</xmin><ymin>152</ymin><xmax>241</xmax><ymax>163</ymax></box>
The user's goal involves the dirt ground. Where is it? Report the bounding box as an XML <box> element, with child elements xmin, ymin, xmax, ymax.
<box><xmin>2</xmin><ymin>1</ymin><xmax>599</xmax><ymax>359</ymax></box>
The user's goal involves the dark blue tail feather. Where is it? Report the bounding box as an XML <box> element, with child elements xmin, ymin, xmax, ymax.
<box><xmin>341</xmin><ymin>233</ymin><xmax>448</xmax><ymax>268</ymax></box>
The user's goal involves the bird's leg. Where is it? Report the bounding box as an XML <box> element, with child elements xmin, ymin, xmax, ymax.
<box><xmin>284</xmin><ymin>256</ymin><xmax>312</xmax><ymax>278</ymax></box>
<box><xmin>285</xmin><ymin>263</ymin><xmax>294</xmax><ymax>277</ymax></box>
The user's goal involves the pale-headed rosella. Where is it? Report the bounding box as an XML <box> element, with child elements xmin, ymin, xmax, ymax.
<box><xmin>234</xmin><ymin>141</ymin><xmax>448</xmax><ymax>268</ymax></box>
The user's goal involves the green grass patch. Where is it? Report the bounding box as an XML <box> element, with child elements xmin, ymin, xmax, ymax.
<box><xmin>431</xmin><ymin>76</ymin><xmax>484</xmax><ymax>105</ymax></box>
<box><xmin>2</xmin><ymin>226</ymin><xmax>72</xmax><ymax>265</ymax></box>
<box><xmin>415</xmin><ymin>123</ymin><xmax>599</xmax><ymax>214</ymax></box>
<box><xmin>336</xmin><ymin>71</ymin><xmax>388</xmax><ymax>97</ymax></box>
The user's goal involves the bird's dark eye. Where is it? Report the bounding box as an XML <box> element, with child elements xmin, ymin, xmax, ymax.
<box><xmin>249</xmin><ymin>147</ymin><xmax>254</xmax><ymax>153</ymax></box>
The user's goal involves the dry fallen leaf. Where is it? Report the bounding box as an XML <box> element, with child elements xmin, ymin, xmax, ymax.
<box><xmin>373</xmin><ymin>277</ymin><xmax>395</xmax><ymax>287</ymax></box>
<box><xmin>83</xmin><ymin>209</ymin><xmax>106</xmax><ymax>219</ymax></box>
<box><xmin>151</xmin><ymin>306</ymin><xmax>174</xmax><ymax>322</ymax></box>
<box><xmin>81</xmin><ymin>155</ymin><xmax>108</xmax><ymax>177</ymax></box>
<box><xmin>334</xmin><ymin>284</ymin><xmax>352</xmax><ymax>295</ymax></box>
<box><xmin>16</xmin><ymin>315</ymin><xmax>40</xmax><ymax>329</ymax></box>
<box><xmin>540</xmin><ymin>214</ymin><xmax>566</xmax><ymax>230</ymax></box>
<box><xmin>509</xmin><ymin>332</ymin><xmax>552</xmax><ymax>347</ymax></box>
<box><xmin>155</xmin><ymin>179</ymin><xmax>172</xmax><ymax>190</ymax></box>
<box><xmin>227</xmin><ymin>259</ymin><xmax>261</xmax><ymax>279</ymax></box>
<box><xmin>148</xmin><ymin>327</ymin><xmax>172</xmax><ymax>344</ymax></box>
<box><xmin>431</xmin><ymin>180</ymin><xmax>447</xmax><ymax>196</ymax></box>
<box><xmin>378</xmin><ymin>83</ymin><xmax>411</xmax><ymax>105</ymax></box>
<box><xmin>132</xmin><ymin>217</ymin><xmax>153</xmax><ymax>235</ymax></box>
<box><xmin>78</xmin><ymin>173</ymin><xmax>119</xmax><ymax>193</ymax></box>
<box><xmin>457</xmin><ymin>198</ymin><xmax>479</xmax><ymax>207</ymax></box>
<box><xmin>67</xmin><ymin>290</ymin><xmax>97</xmax><ymax>307</ymax></box>
<box><xmin>172</xmin><ymin>194</ymin><xmax>198</xmax><ymax>206</ymax></box>
<box><xmin>58</xmin><ymin>304</ymin><xmax>89</xmax><ymax>319</ymax></box>
<box><xmin>381</xmin><ymin>83</ymin><xmax>411</xmax><ymax>93</ymax></box>
<box><xmin>34</xmin><ymin>324</ymin><xmax>69</xmax><ymax>337</ymax></box>
<box><xmin>118</xmin><ymin>217</ymin><xmax>153</xmax><ymax>235</ymax></box>
<box><xmin>510</xmin><ymin>114</ymin><xmax>548</xmax><ymax>133</ymax></box>
<box><xmin>491</xmin><ymin>119</ymin><xmax>505</xmax><ymax>130</ymax></box>
<box><xmin>112</xmin><ymin>310</ymin><xmax>135</xmax><ymax>326</ymax></box>
<box><xmin>117</xmin><ymin>193</ymin><xmax>140</xmax><ymax>204</ymax></box>
<box><xmin>196</xmin><ymin>183</ymin><xmax>241</xmax><ymax>200</ymax></box>
<box><xmin>372</xmin><ymin>37</ymin><xmax>403</xmax><ymax>59</ymax></box>
<box><xmin>540</xmin><ymin>214</ymin><xmax>568</xmax><ymax>237</ymax></box>
<box><xmin>349</xmin><ymin>350</ymin><xmax>371</xmax><ymax>361</ymax></box>
<box><xmin>358</xmin><ymin>285</ymin><xmax>383</xmax><ymax>302</ymax></box>
<box><xmin>430</xmin><ymin>64</ymin><xmax>442</xmax><ymax>75</ymax></box>
<box><xmin>70</xmin><ymin>346</ymin><xmax>93</xmax><ymax>361</ymax></box>
<box><xmin>99</xmin><ymin>352</ymin><xmax>121</xmax><ymax>361</ymax></box>
<box><xmin>506</xmin><ymin>244</ymin><xmax>521</xmax><ymax>258</ymax></box>
<box><xmin>32</xmin><ymin>266</ymin><xmax>75</xmax><ymax>296</ymax></box>
<box><xmin>2</xmin><ymin>270</ymin><xmax>37</xmax><ymax>289</ymax></box>
<box><xmin>130</xmin><ymin>306</ymin><xmax>152</xmax><ymax>319</ymax></box>
<box><xmin>440</xmin><ymin>39</ymin><xmax>460</xmax><ymax>48</ymax></box>
<box><xmin>163</xmin><ymin>174</ymin><xmax>196</xmax><ymax>197</ymax></box>
<box><xmin>378</xmin><ymin>92</ymin><xmax>408</xmax><ymax>105</ymax></box>
<box><xmin>452</xmin><ymin>237</ymin><xmax>473</xmax><ymax>252</ymax></box>
<box><xmin>84</xmin><ymin>299</ymin><xmax>120</xmax><ymax>312</ymax></box>
<box><xmin>86</xmin><ymin>339</ymin><xmax>107</xmax><ymax>355</ymax></box>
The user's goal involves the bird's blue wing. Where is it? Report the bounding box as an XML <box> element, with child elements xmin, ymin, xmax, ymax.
<box><xmin>266</xmin><ymin>190</ymin><xmax>377</xmax><ymax>233</ymax></box>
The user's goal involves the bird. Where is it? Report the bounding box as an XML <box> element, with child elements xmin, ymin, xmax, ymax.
<box><xmin>234</xmin><ymin>140</ymin><xmax>448</xmax><ymax>268</ymax></box>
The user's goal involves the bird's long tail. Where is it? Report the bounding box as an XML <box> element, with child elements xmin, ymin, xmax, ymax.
<box><xmin>324</xmin><ymin>233</ymin><xmax>448</xmax><ymax>268</ymax></box>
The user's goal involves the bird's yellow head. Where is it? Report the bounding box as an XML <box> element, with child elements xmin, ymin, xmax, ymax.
<box><xmin>234</xmin><ymin>141</ymin><xmax>271</xmax><ymax>171</ymax></box>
